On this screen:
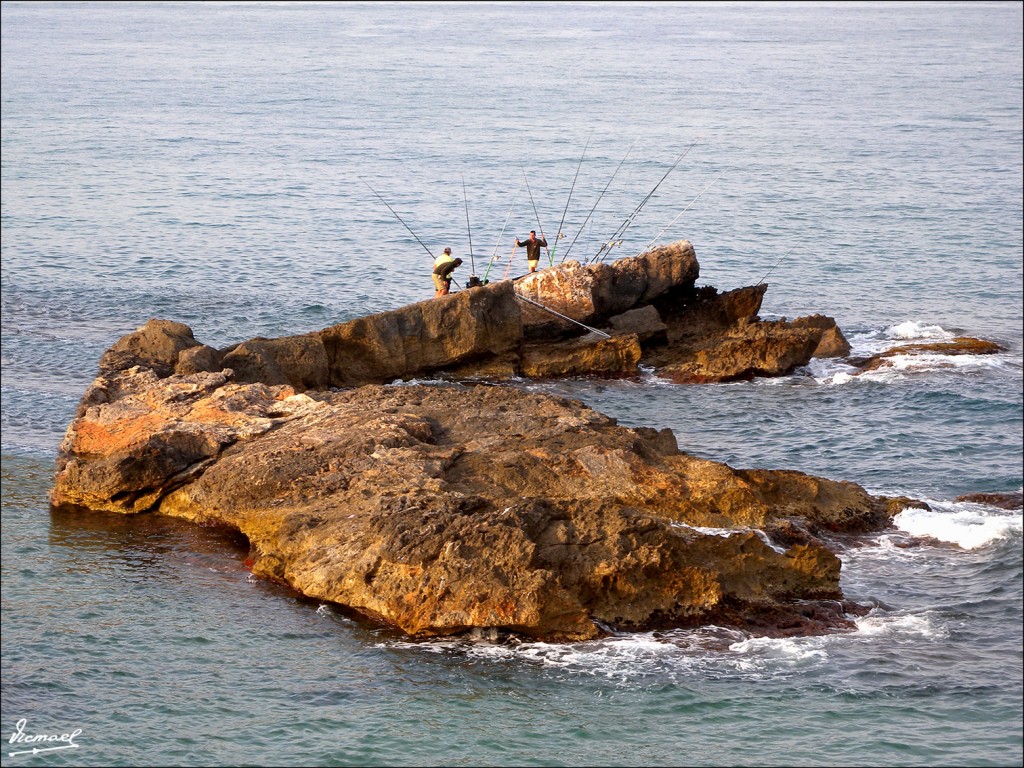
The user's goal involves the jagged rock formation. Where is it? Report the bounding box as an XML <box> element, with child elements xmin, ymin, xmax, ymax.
<box><xmin>97</xmin><ymin>241</ymin><xmax>850</xmax><ymax>388</ymax></box>
<box><xmin>51</xmin><ymin>368</ymin><xmax>921</xmax><ymax>641</ymax></box>
<box><xmin>514</xmin><ymin>241</ymin><xmax>701</xmax><ymax>338</ymax></box>
<box><xmin>49</xmin><ymin>241</ymin><xmax>934</xmax><ymax>642</ymax></box>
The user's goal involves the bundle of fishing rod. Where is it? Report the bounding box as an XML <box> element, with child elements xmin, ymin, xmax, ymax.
<box><xmin>359</xmin><ymin>133</ymin><xmax>721</xmax><ymax>291</ymax></box>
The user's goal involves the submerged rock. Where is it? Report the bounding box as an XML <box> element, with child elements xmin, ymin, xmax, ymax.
<box><xmin>954</xmin><ymin>491</ymin><xmax>1023</xmax><ymax>510</ymax></box>
<box><xmin>848</xmin><ymin>337</ymin><xmax>1007</xmax><ymax>373</ymax></box>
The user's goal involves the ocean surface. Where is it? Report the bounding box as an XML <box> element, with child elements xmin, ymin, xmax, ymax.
<box><xmin>2</xmin><ymin>2</ymin><xmax>1022</xmax><ymax>766</ymax></box>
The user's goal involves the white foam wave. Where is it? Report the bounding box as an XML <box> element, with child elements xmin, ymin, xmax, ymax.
<box><xmin>808</xmin><ymin>318</ymin><xmax>1010</xmax><ymax>385</ymax></box>
<box><xmin>803</xmin><ymin>357</ymin><xmax>861</xmax><ymax>386</ymax></box>
<box><xmin>379</xmin><ymin>624</ymin><xmax>840</xmax><ymax>684</ymax></box>
<box><xmin>854</xmin><ymin>611</ymin><xmax>947</xmax><ymax>640</ymax></box>
<box><xmin>387</xmin><ymin>376</ymin><xmax>458</xmax><ymax>387</ymax></box>
<box><xmin>382</xmin><ymin>632</ymin><xmax>697</xmax><ymax>680</ymax></box>
<box><xmin>824</xmin><ymin>370</ymin><xmax>857</xmax><ymax>386</ymax></box>
<box><xmin>882</xmin><ymin>321</ymin><xmax>955</xmax><ymax>341</ymax></box>
<box><xmin>865</xmin><ymin>350</ymin><xmax>1004</xmax><ymax>375</ymax></box>
<box><xmin>315</xmin><ymin>603</ymin><xmax>358</xmax><ymax>627</ymax></box>
<box><xmin>511</xmin><ymin>635</ymin><xmax>684</xmax><ymax>673</ymax></box>
<box><xmin>727</xmin><ymin>635</ymin><xmax>829</xmax><ymax>664</ymax></box>
<box><xmin>893</xmin><ymin>503</ymin><xmax>1022</xmax><ymax>550</ymax></box>
<box><xmin>817</xmin><ymin>353</ymin><xmax>1006</xmax><ymax>386</ymax></box>
<box><xmin>843</xmin><ymin>320</ymin><xmax>955</xmax><ymax>359</ymax></box>
<box><xmin>838</xmin><ymin>532</ymin><xmax>938</xmax><ymax>567</ymax></box>
<box><xmin>639</xmin><ymin>366</ymin><xmax>684</xmax><ymax>388</ymax></box>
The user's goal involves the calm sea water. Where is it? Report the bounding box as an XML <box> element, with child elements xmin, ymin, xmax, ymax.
<box><xmin>2</xmin><ymin>2</ymin><xmax>1022</xmax><ymax>766</ymax></box>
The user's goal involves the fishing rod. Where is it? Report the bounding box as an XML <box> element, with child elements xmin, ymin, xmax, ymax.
<box><xmin>591</xmin><ymin>238</ymin><xmax>624</xmax><ymax>263</ymax></box>
<box><xmin>559</xmin><ymin>142</ymin><xmax>633</xmax><ymax>264</ymax></box>
<box><xmin>756</xmin><ymin>248</ymin><xmax>795</xmax><ymax>285</ymax></box>
<box><xmin>589</xmin><ymin>137</ymin><xmax>701</xmax><ymax>265</ymax></box>
<box><xmin>637</xmin><ymin>173</ymin><xmax>722</xmax><ymax>255</ymax></box>
<box><xmin>502</xmin><ymin>240</ymin><xmax>518</xmax><ymax>281</ymax></box>
<box><xmin>591</xmin><ymin>139</ymin><xmax>698</xmax><ymax>264</ymax></box>
<box><xmin>514</xmin><ymin>294</ymin><xmax>611</xmax><ymax>338</ymax></box>
<box><xmin>358</xmin><ymin>176</ymin><xmax>435</xmax><ymax>260</ymax></box>
<box><xmin>484</xmin><ymin>178</ymin><xmax>524</xmax><ymax>283</ymax></box>
<box><xmin>462</xmin><ymin>174</ymin><xmax>476</xmax><ymax>276</ymax></box>
<box><xmin>549</xmin><ymin>131</ymin><xmax>593</xmax><ymax>266</ymax></box>
<box><xmin>520</xmin><ymin>162</ymin><xmax>550</xmax><ymax>262</ymax></box>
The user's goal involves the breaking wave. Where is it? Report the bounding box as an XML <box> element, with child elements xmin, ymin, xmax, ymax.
<box><xmin>806</xmin><ymin>319</ymin><xmax>1018</xmax><ymax>385</ymax></box>
<box><xmin>893</xmin><ymin>499</ymin><xmax>1023</xmax><ymax>550</ymax></box>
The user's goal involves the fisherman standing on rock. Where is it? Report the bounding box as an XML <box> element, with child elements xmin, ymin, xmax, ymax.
<box><xmin>514</xmin><ymin>230</ymin><xmax>548</xmax><ymax>274</ymax></box>
<box><xmin>432</xmin><ymin>248</ymin><xmax>463</xmax><ymax>297</ymax></box>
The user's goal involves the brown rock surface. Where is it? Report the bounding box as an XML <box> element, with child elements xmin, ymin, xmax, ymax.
<box><xmin>519</xmin><ymin>334</ymin><xmax>643</xmax><ymax>378</ymax></box>
<box><xmin>640</xmin><ymin>286</ymin><xmax>851</xmax><ymax>382</ymax></box>
<box><xmin>608</xmin><ymin>305</ymin><xmax>669</xmax><ymax>344</ymax></box>
<box><xmin>514</xmin><ymin>240</ymin><xmax>700</xmax><ymax>339</ymax></box>
<box><xmin>954</xmin><ymin>491</ymin><xmax>1023</xmax><ymax>510</ymax></box>
<box><xmin>790</xmin><ymin>314</ymin><xmax>853</xmax><ymax>358</ymax></box>
<box><xmin>655</xmin><ymin>323</ymin><xmax>822</xmax><ymax>384</ymax></box>
<box><xmin>51</xmin><ymin>369</ymin><xmax>319</xmax><ymax>514</ymax></box>
<box><xmin>98</xmin><ymin>319</ymin><xmax>202</xmax><ymax>377</ymax></box>
<box><xmin>97</xmin><ymin>243</ymin><xmax>848</xmax><ymax>387</ymax></box>
<box><xmin>51</xmin><ymin>368</ymin><xmax>921</xmax><ymax>641</ymax></box>
<box><xmin>50</xmin><ymin>243</ymin><xmax>919</xmax><ymax>643</ymax></box>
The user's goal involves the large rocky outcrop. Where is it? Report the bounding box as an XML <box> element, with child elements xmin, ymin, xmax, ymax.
<box><xmin>99</xmin><ymin>318</ymin><xmax>204</xmax><ymax>377</ymax></box>
<box><xmin>214</xmin><ymin>280</ymin><xmax>526</xmax><ymax>389</ymax></box>
<box><xmin>51</xmin><ymin>363</ymin><xmax>923</xmax><ymax>642</ymax></box>
<box><xmin>515</xmin><ymin>240</ymin><xmax>701</xmax><ymax>338</ymax></box>
<box><xmin>103</xmin><ymin>241</ymin><xmax>849</xmax><ymax>389</ymax></box>
<box><xmin>639</xmin><ymin>285</ymin><xmax>852</xmax><ymax>383</ymax></box>
<box><xmin>50</xmin><ymin>243</ymin><xmax>919</xmax><ymax>642</ymax></box>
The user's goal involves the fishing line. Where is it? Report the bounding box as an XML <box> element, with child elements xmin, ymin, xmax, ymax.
<box><xmin>358</xmin><ymin>176</ymin><xmax>435</xmax><ymax>259</ymax></box>
<box><xmin>520</xmin><ymin>162</ymin><xmax>550</xmax><ymax>262</ymax></box>
<box><xmin>638</xmin><ymin>172</ymin><xmax>722</xmax><ymax>255</ymax></box>
<box><xmin>514</xmin><ymin>294</ymin><xmax>611</xmax><ymax>338</ymax></box>
<box><xmin>484</xmin><ymin>178</ymin><xmax>525</xmax><ymax>283</ymax></box>
<box><xmin>756</xmin><ymin>248</ymin><xmax>795</xmax><ymax>285</ymax></box>
<box><xmin>590</xmin><ymin>136</ymin><xmax>701</xmax><ymax>264</ymax></box>
<box><xmin>560</xmin><ymin>142</ymin><xmax>634</xmax><ymax>264</ymax></box>
<box><xmin>550</xmin><ymin>130</ymin><xmax>593</xmax><ymax>265</ymax></box>
<box><xmin>462</xmin><ymin>174</ymin><xmax>475</xmax><ymax>275</ymax></box>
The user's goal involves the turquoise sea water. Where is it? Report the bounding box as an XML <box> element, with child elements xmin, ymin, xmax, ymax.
<box><xmin>2</xmin><ymin>2</ymin><xmax>1022</xmax><ymax>766</ymax></box>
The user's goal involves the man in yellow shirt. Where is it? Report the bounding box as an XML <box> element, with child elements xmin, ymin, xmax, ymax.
<box><xmin>432</xmin><ymin>248</ymin><xmax>463</xmax><ymax>297</ymax></box>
